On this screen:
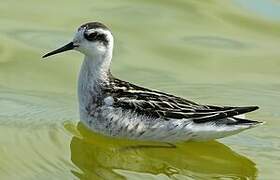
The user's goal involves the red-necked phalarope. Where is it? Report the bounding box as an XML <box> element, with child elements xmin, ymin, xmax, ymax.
<box><xmin>43</xmin><ymin>22</ymin><xmax>263</xmax><ymax>142</ymax></box>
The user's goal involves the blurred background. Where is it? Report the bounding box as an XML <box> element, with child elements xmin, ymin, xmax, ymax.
<box><xmin>0</xmin><ymin>0</ymin><xmax>279</xmax><ymax>179</ymax></box>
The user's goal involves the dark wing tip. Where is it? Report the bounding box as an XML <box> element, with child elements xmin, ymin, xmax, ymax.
<box><xmin>192</xmin><ymin>105</ymin><xmax>260</xmax><ymax>124</ymax></box>
<box><xmin>236</xmin><ymin>106</ymin><xmax>259</xmax><ymax>114</ymax></box>
<box><xmin>250</xmin><ymin>106</ymin><xmax>259</xmax><ymax>110</ymax></box>
<box><xmin>228</xmin><ymin>117</ymin><xmax>264</xmax><ymax>126</ymax></box>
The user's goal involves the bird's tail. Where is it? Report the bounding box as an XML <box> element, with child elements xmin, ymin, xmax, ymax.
<box><xmin>229</xmin><ymin>117</ymin><xmax>264</xmax><ymax>127</ymax></box>
<box><xmin>191</xmin><ymin>116</ymin><xmax>264</xmax><ymax>141</ymax></box>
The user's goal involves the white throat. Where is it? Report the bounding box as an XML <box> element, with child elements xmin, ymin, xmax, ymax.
<box><xmin>78</xmin><ymin>52</ymin><xmax>112</xmax><ymax>115</ymax></box>
<box><xmin>82</xmin><ymin>53</ymin><xmax>112</xmax><ymax>82</ymax></box>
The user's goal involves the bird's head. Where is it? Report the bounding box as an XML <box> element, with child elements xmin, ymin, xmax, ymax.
<box><xmin>43</xmin><ymin>22</ymin><xmax>114</xmax><ymax>59</ymax></box>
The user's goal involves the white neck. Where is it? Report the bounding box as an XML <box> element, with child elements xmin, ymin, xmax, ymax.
<box><xmin>78</xmin><ymin>52</ymin><xmax>112</xmax><ymax>111</ymax></box>
<box><xmin>82</xmin><ymin>54</ymin><xmax>111</xmax><ymax>82</ymax></box>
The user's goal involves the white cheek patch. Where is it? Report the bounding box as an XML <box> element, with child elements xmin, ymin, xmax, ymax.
<box><xmin>96</xmin><ymin>42</ymin><xmax>107</xmax><ymax>52</ymax></box>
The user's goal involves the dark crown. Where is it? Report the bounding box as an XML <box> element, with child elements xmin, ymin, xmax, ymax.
<box><xmin>79</xmin><ymin>22</ymin><xmax>109</xmax><ymax>31</ymax></box>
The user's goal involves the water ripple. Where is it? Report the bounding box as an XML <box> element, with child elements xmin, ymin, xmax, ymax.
<box><xmin>0</xmin><ymin>86</ymin><xmax>78</xmax><ymax>127</ymax></box>
<box><xmin>183</xmin><ymin>36</ymin><xmax>250</xmax><ymax>49</ymax></box>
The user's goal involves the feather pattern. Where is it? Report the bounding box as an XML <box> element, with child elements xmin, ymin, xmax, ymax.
<box><xmin>103</xmin><ymin>75</ymin><xmax>259</xmax><ymax>125</ymax></box>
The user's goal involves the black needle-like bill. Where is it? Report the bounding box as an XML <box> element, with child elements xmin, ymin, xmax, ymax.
<box><xmin>42</xmin><ymin>42</ymin><xmax>76</xmax><ymax>58</ymax></box>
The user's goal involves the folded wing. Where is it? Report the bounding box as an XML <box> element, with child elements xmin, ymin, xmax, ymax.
<box><xmin>108</xmin><ymin>79</ymin><xmax>259</xmax><ymax>123</ymax></box>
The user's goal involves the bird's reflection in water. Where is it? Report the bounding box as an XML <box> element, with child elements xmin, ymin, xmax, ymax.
<box><xmin>67</xmin><ymin>122</ymin><xmax>257</xmax><ymax>180</ymax></box>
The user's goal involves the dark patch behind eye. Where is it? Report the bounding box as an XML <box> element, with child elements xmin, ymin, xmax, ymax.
<box><xmin>84</xmin><ymin>32</ymin><xmax>98</xmax><ymax>41</ymax></box>
<box><xmin>84</xmin><ymin>32</ymin><xmax>109</xmax><ymax>46</ymax></box>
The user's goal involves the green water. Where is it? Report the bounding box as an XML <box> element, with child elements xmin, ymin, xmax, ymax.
<box><xmin>0</xmin><ymin>0</ymin><xmax>279</xmax><ymax>179</ymax></box>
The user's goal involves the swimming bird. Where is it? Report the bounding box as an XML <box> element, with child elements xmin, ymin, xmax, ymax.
<box><xmin>43</xmin><ymin>22</ymin><xmax>263</xmax><ymax>142</ymax></box>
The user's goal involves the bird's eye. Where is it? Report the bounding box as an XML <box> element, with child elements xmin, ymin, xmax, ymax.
<box><xmin>84</xmin><ymin>32</ymin><xmax>98</xmax><ymax>41</ymax></box>
<box><xmin>84</xmin><ymin>31</ymin><xmax>109</xmax><ymax>46</ymax></box>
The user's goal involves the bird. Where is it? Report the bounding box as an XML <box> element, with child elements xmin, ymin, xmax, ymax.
<box><xmin>42</xmin><ymin>22</ymin><xmax>263</xmax><ymax>142</ymax></box>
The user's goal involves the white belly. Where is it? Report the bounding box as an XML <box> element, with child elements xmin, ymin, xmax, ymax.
<box><xmin>79</xmin><ymin>105</ymin><xmax>197</xmax><ymax>142</ymax></box>
<box><xmin>79</xmin><ymin>104</ymin><xmax>249</xmax><ymax>142</ymax></box>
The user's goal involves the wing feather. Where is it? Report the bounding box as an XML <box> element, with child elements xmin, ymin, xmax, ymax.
<box><xmin>107</xmin><ymin>78</ymin><xmax>259</xmax><ymax>123</ymax></box>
